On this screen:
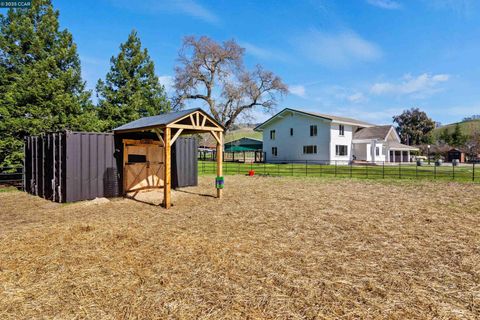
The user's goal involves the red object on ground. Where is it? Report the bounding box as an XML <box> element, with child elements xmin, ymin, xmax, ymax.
<box><xmin>249</xmin><ymin>170</ymin><xmax>255</xmax><ymax>176</ymax></box>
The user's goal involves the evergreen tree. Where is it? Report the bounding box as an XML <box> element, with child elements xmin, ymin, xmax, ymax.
<box><xmin>96</xmin><ymin>30</ymin><xmax>170</xmax><ymax>130</ymax></box>
<box><xmin>450</xmin><ymin>123</ymin><xmax>467</xmax><ymax>147</ymax></box>
<box><xmin>439</xmin><ymin>128</ymin><xmax>452</xmax><ymax>145</ymax></box>
<box><xmin>0</xmin><ymin>0</ymin><xmax>98</xmax><ymax>168</ymax></box>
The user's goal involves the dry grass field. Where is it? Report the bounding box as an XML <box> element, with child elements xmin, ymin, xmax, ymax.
<box><xmin>0</xmin><ymin>176</ymin><xmax>479</xmax><ymax>319</ymax></box>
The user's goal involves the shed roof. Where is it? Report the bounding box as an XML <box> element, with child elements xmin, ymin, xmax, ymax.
<box><xmin>225</xmin><ymin>137</ymin><xmax>263</xmax><ymax>145</ymax></box>
<box><xmin>353</xmin><ymin>125</ymin><xmax>392</xmax><ymax>140</ymax></box>
<box><xmin>388</xmin><ymin>141</ymin><xmax>419</xmax><ymax>151</ymax></box>
<box><xmin>113</xmin><ymin>108</ymin><xmax>224</xmax><ymax>132</ymax></box>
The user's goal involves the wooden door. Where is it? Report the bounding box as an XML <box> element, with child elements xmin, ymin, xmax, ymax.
<box><xmin>124</xmin><ymin>141</ymin><xmax>164</xmax><ymax>193</ymax></box>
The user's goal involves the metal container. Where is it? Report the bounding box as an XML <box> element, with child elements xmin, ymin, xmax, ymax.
<box><xmin>24</xmin><ymin>132</ymin><xmax>197</xmax><ymax>202</ymax></box>
<box><xmin>24</xmin><ymin>132</ymin><xmax>120</xmax><ymax>202</ymax></box>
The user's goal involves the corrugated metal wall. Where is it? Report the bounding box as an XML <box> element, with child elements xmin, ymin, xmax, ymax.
<box><xmin>172</xmin><ymin>137</ymin><xmax>198</xmax><ymax>188</ymax></box>
<box><xmin>25</xmin><ymin>132</ymin><xmax>120</xmax><ymax>202</ymax></box>
<box><xmin>65</xmin><ymin>132</ymin><xmax>119</xmax><ymax>202</ymax></box>
<box><xmin>24</xmin><ymin>132</ymin><xmax>198</xmax><ymax>202</ymax></box>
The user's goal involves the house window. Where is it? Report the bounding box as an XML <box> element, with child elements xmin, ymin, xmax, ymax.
<box><xmin>310</xmin><ymin>125</ymin><xmax>317</xmax><ymax>136</ymax></box>
<box><xmin>272</xmin><ymin>147</ymin><xmax>278</xmax><ymax>156</ymax></box>
<box><xmin>376</xmin><ymin>146</ymin><xmax>380</xmax><ymax>156</ymax></box>
<box><xmin>290</xmin><ymin>128</ymin><xmax>293</xmax><ymax>136</ymax></box>
<box><xmin>303</xmin><ymin>145</ymin><xmax>317</xmax><ymax>154</ymax></box>
<box><xmin>270</xmin><ymin>130</ymin><xmax>275</xmax><ymax>140</ymax></box>
<box><xmin>339</xmin><ymin>124</ymin><xmax>344</xmax><ymax>136</ymax></box>
<box><xmin>335</xmin><ymin>145</ymin><xmax>348</xmax><ymax>156</ymax></box>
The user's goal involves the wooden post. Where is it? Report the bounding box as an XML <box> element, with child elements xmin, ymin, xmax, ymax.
<box><xmin>123</xmin><ymin>141</ymin><xmax>128</xmax><ymax>195</ymax></box>
<box><xmin>217</xmin><ymin>131</ymin><xmax>223</xmax><ymax>198</ymax></box>
<box><xmin>164</xmin><ymin>127</ymin><xmax>171</xmax><ymax>208</ymax></box>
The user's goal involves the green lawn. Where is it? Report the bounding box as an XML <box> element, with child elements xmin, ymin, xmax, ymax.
<box><xmin>199</xmin><ymin>160</ymin><xmax>478</xmax><ymax>182</ymax></box>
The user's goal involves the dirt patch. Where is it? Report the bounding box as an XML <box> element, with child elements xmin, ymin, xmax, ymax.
<box><xmin>0</xmin><ymin>176</ymin><xmax>479</xmax><ymax>319</ymax></box>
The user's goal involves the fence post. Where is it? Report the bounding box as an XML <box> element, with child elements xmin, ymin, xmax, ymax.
<box><xmin>452</xmin><ymin>163</ymin><xmax>455</xmax><ymax>180</ymax></box>
<box><xmin>473</xmin><ymin>163</ymin><xmax>475</xmax><ymax>182</ymax></box>
<box><xmin>382</xmin><ymin>161</ymin><xmax>385</xmax><ymax>179</ymax></box>
<box><xmin>305</xmin><ymin>160</ymin><xmax>308</xmax><ymax>176</ymax></box>
<box><xmin>335</xmin><ymin>161</ymin><xmax>337</xmax><ymax>177</ymax></box>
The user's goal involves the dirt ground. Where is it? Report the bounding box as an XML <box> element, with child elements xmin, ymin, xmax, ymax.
<box><xmin>0</xmin><ymin>176</ymin><xmax>479</xmax><ymax>319</ymax></box>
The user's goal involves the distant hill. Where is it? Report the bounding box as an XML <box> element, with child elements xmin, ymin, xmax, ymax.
<box><xmin>224</xmin><ymin>127</ymin><xmax>262</xmax><ymax>143</ymax></box>
<box><xmin>198</xmin><ymin>125</ymin><xmax>262</xmax><ymax>147</ymax></box>
<box><xmin>431</xmin><ymin>119</ymin><xmax>480</xmax><ymax>139</ymax></box>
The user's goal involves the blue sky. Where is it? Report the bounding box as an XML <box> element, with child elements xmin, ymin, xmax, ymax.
<box><xmin>54</xmin><ymin>0</ymin><xmax>480</xmax><ymax>125</ymax></box>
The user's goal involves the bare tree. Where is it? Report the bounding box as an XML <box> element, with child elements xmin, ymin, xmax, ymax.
<box><xmin>174</xmin><ymin>36</ymin><xmax>288</xmax><ymax>131</ymax></box>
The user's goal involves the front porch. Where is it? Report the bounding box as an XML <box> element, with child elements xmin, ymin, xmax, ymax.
<box><xmin>388</xmin><ymin>149</ymin><xmax>411</xmax><ymax>163</ymax></box>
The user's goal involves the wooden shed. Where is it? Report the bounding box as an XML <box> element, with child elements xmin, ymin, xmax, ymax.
<box><xmin>113</xmin><ymin>108</ymin><xmax>225</xmax><ymax>209</ymax></box>
<box><xmin>446</xmin><ymin>148</ymin><xmax>466</xmax><ymax>163</ymax></box>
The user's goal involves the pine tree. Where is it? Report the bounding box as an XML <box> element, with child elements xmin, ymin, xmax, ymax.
<box><xmin>439</xmin><ymin>128</ymin><xmax>452</xmax><ymax>145</ymax></box>
<box><xmin>96</xmin><ymin>30</ymin><xmax>170</xmax><ymax>130</ymax></box>
<box><xmin>451</xmin><ymin>123</ymin><xmax>467</xmax><ymax>147</ymax></box>
<box><xmin>0</xmin><ymin>0</ymin><xmax>98</xmax><ymax>168</ymax></box>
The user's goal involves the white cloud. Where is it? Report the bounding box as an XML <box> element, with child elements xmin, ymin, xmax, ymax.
<box><xmin>240</xmin><ymin>42</ymin><xmax>290</xmax><ymax>62</ymax></box>
<box><xmin>295</xmin><ymin>29</ymin><xmax>382</xmax><ymax>67</ymax></box>
<box><xmin>158</xmin><ymin>75</ymin><xmax>174</xmax><ymax>93</ymax></box>
<box><xmin>109</xmin><ymin>0</ymin><xmax>219</xmax><ymax>25</ymax></box>
<box><xmin>366</xmin><ymin>0</ymin><xmax>402</xmax><ymax>10</ymax></box>
<box><xmin>370</xmin><ymin>73</ymin><xmax>450</xmax><ymax>97</ymax></box>
<box><xmin>289</xmin><ymin>85</ymin><xmax>306</xmax><ymax>98</ymax></box>
<box><xmin>175</xmin><ymin>0</ymin><xmax>219</xmax><ymax>24</ymax></box>
<box><xmin>347</xmin><ymin>92</ymin><xmax>367</xmax><ymax>103</ymax></box>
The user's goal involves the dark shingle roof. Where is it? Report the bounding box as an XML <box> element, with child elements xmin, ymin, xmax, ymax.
<box><xmin>113</xmin><ymin>108</ymin><xmax>202</xmax><ymax>132</ymax></box>
<box><xmin>353</xmin><ymin>125</ymin><xmax>392</xmax><ymax>140</ymax></box>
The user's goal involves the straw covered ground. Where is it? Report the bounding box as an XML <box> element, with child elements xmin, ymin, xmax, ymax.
<box><xmin>0</xmin><ymin>176</ymin><xmax>479</xmax><ymax>319</ymax></box>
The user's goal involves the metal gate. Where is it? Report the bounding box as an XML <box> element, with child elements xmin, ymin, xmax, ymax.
<box><xmin>123</xmin><ymin>139</ymin><xmax>164</xmax><ymax>193</ymax></box>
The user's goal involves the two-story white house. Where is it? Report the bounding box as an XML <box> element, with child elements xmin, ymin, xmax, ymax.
<box><xmin>254</xmin><ymin>108</ymin><xmax>418</xmax><ymax>163</ymax></box>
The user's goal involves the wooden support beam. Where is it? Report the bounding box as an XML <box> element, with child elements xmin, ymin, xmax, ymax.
<box><xmin>152</xmin><ymin>128</ymin><xmax>165</xmax><ymax>147</ymax></box>
<box><xmin>210</xmin><ymin>130</ymin><xmax>221</xmax><ymax>144</ymax></box>
<box><xmin>189</xmin><ymin>114</ymin><xmax>196</xmax><ymax>127</ymax></box>
<box><xmin>168</xmin><ymin>124</ymin><xmax>223</xmax><ymax>131</ymax></box>
<box><xmin>196</xmin><ymin>112</ymin><xmax>200</xmax><ymax>128</ymax></box>
<box><xmin>217</xmin><ymin>131</ymin><xmax>223</xmax><ymax>198</ymax></box>
<box><xmin>163</xmin><ymin>128</ymin><xmax>171</xmax><ymax>209</ymax></box>
<box><xmin>170</xmin><ymin>128</ymin><xmax>184</xmax><ymax>146</ymax></box>
<box><xmin>201</xmin><ymin>114</ymin><xmax>207</xmax><ymax>128</ymax></box>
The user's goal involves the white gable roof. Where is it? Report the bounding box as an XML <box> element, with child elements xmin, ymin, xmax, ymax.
<box><xmin>255</xmin><ymin>108</ymin><xmax>374</xmax><ymax>131</ymax></box>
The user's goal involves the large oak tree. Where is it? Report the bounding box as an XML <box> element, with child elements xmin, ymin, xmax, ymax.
<box><xmin>393</xmin><ymin>108</ymin><xmax>435</xmax><ymax>145</ymax></box>
<box><xmin>174</xmin><ymin>36</ymin><xmax>288</xmax><ymax>131</ymax></box>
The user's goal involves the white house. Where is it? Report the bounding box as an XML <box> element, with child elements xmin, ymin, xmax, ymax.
<box><xmin>254</xmin><ymin>108</ymin><xmax>418</xmax><ymax>163</ymax></box>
